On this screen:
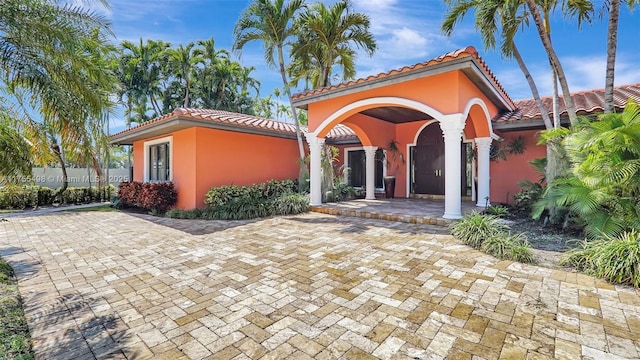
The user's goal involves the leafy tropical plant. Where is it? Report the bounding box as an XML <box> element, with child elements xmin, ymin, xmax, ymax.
<box><xmin>482</xmin><ymin>232</ymin><xmax>536</xmax><ymax>263</ymax></box>
<box><xmin>534</xmin><ymin>100</ymin><xmax>640</xmax><ymax>239</ymax></box>
<box><xmin>484</xmin><ymin>205</ymin><xmax>509</xmax><ymax>217</ymax></box>
<box><xmin>560</xmin><ymin>231</ymin><xmax>640</xmax><ymax>288</ymax></box>
<box><xmin>450</xmin><ymin>211</ymin><xmax>509</xmax><ymax>249</ymax></box>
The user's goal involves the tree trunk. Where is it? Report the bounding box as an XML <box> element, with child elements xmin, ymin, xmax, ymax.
<box><xmin>552</xmin><ymin>69</ymin><xmax>560</xmax><ymax>128</ymax></box>
<box><xmin>545</xmin><ymin>137</ymin><xmax>570</xmax><ymax>223</ymax></box>
<box><xmin>525</xmin><ymin>0</ymin><xmax>578</xmax><ymax>126</ymax></box>
<box><xmin>150</xmin><ymin>93</ymin><xmax>162</xmax><ymax>114</ymax></box>
<box><xmin>184</xmin><ymin>78</ymin><xmax>190</xmax><ymax>108</ymax></box>
<box><xmin>543</xmin><ymin>9</ymin><xmax>561</xmax><ymax>129</ymax></box>
<box><xmin>604</xmin><ymin>0</ymin><xmax>620</xmax><ymax>113</ymax></box>
<box><xmin>512</xmin><ymin>42</ymin><xmax>553</xmax><ymax>129</ymax></box>
<box><xmin>278</xmin><ymin>45</ymin><xmax>307</xmax><ymax>176</ymax></box>
<box><xmin>92</xmin><ymin>154</ymin><xmax>104</xmax><ymax>201</ymax></box>
<box><xmin>52</xmin><ymin>143</ymin><xmax>68</xmax><ymax>203</ymax></box>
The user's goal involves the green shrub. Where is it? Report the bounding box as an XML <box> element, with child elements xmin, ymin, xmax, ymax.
<box><xmin>204</xmin><ymin>179</ymin><xmax>296</xmax><ymax>208</ymax></box>
<box><xmin>0</xmin><ymin>185</ymin><xmax>113</xmax><ymax>209</ymax></box>
<box><xmin>167</xmin><ymin>192</ymin><xmax>309</xmax><ymax>220</ymax></box>
<box><xmin>450</xmin><ymin>211</ymin><xmax>508</xmax><ymax>249</ymax></box>
<box><xmin>560</xmin><ymin>231</ymin><xmax>640</xmax><ymax>287</ymax></box>
<box><xmin>481</xmin><ymin>233</ymin><xmax>515</xmax><ymax>259</ymax></box>
<box><xmin>207</xmin><ymin>197</ymin><xmax>273</xmax><ymax>220</ymax></box>
<box><xmin>333</xmin><ymin>183</ymin><xmax>355</xmax><ymax>202</ymax></box>
<box><xmin>513</xmin><ymin>179</ymin><xmax>543</xmax><ymax>212</ymax></box>
<box><xmin>274</xmin><ymin>193</ymin><xmax>310</xmax><ymax>215</ymax></box>
<box><xmin>482</xmin><ymin>232</ymin><xmax>536</xmax><ymax>264</ymax></box>
<box><xmin>484</xmin><ymin>205</ymin><xmax>509</xmax><ymax>217</ymax></box>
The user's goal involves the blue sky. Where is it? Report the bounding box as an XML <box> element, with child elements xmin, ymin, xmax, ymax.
<box><xmin>91</xmin><ymin>0</ymin><xmax>640</xmax><ymax>133</ymax></box>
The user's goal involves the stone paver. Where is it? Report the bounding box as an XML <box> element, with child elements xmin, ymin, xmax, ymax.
<box><xmin>1</xmin><ymin>211</ymin><xmax>639</xmax><ymax>359</ymax></box>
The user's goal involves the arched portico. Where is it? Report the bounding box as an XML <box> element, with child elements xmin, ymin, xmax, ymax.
<box><xmin>305</xmin><ymin>97</ymin><xmax>494</xmax><ymax>219</ymax></box>
<box><xmin>292</xmin><ymin>47</ymin><xmax>515</xmax><ymax>219</ymax></box>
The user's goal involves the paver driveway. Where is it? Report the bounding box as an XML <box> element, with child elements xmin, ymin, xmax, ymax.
<box><xmin>1</xmin><ymin>211</ymin><xmax>639</xmax><ymax>360</ymax></box>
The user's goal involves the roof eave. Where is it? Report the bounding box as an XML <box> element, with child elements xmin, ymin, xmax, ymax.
<box><xmin>110</xmin><ymin>116</ymin><xmax>298</xmax><ymax>145</ymax></box>
<box><xmin>292</xmin><ymin>56</ymin><xmax>514</xmax><ymax>112</ymax></box>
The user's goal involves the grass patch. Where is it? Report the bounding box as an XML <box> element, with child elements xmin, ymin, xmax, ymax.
<box><xmin>0</xmin><ymin>210</ymin><xmax>20</xmax><ymax>214</ymax></box>
<box><xmin>0</xmin><ymin>258</ymin><xmax>34</xmax><ymax>359</ymax></box>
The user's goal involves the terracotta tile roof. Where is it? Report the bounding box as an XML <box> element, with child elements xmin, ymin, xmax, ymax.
<box><xmin>291</xmin><ymin>46</ymin><xmax>514</xmax><ymax>107</ymax></box>
<box><xmin>493</xmin><ymin>83</ymin><xmax>640</xmax><ymax>123</ymax></box>
<box><xmin>110</xmin><ymin>108</ymin><xmax>358</xmax><ymax>140</ymax></box>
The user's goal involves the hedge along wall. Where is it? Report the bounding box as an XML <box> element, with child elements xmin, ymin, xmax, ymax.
<box><xmin>0</xmin><ymin>186</ymin><xmax>114</xmax><ymax>209</ymax></box>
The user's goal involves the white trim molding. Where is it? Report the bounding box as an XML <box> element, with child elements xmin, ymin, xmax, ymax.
<box><xmin>461</xmin><ymin>97</ymin><xmax>495</xmax><ymax>139</ymax></box>
<box><xmin>143</xmin><ymin>136</ymin><xmax>173</xmax><ymax>182</ymax></box>
<box><xmin>313</xmin><ymin>96</ymin><xmax>447</xmax><ymax>139</ymax></box>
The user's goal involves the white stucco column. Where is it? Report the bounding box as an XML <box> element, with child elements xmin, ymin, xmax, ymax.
<box><xmin>363</xmin><ymin>146</ymin><xmax>378</xmax><ymax>200</ymax></box>
<box><xmin>440</xmin><ymin>116</ymin><xmax>466</xmax><ymax>219</ymax></box>
<box><xmin>475</xmin><ymin>137</ymin><xmax>492</xmax><ymax>207</ymax></box>
<box><xmin>307</xmin><ymin>135</ymin><xmax>325</xmax><ymax>206</ymax></box>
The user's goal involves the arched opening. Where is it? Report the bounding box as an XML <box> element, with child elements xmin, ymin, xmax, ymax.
<box><xmin>409</xmin><ymin>123</ymin><xmax>471</xmax><ymax>197</ymax></box>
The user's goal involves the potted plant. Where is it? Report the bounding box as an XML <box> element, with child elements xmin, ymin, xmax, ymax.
<box><xmin>382</xmin><ymin>140</ymin><xmax>405</xmax><ymax>198</ymax></box>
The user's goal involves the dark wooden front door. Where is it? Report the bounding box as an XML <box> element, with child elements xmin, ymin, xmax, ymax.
<box><xmin>413</xmin><ymin>124</ymin><xmax>444</xmax><ymax>195</ymax></box>
<box><xmin>412</xmin><ymin>124</ymin><xmax>467</xmax><ymax>196</ymax></box>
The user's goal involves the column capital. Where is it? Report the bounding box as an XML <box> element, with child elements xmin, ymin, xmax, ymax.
<box><xmin>438</xmin><ymin>116</ymin><xmax>465</xmax><ymax>140</ymax></box>
<box><xmin>305</xmin><ymin>134</ymin><xmax>325</xmax><ymax>148</ymax></box>
<box><xmin>475</xmin><ymin>137</ymin><xmax>492</xmax><ymax>151</ymax></box>
<box><xmin>363</xmin><ymin>145</ymin><xmax>378</xmax><ymax>155</ymax></box>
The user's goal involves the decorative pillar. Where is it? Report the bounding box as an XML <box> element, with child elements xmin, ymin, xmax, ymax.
<box><xmin>439</xmin><ymin>116</ymin><xmax>466</xmax><ymax>219</ymax></box>
<box><xmin>363</xmin><ymin>146</ymin><xmax>378</xmax><ymax>200</ymax></box>
<box><xmin>475</xmin><ymin>137</ymin><xmax>492</xmax><ymax>207</ymax></box>
<box><xmin>307</xmin><ymin>135</ymin><xmax>325</xmax><ymax>206</ymax></box>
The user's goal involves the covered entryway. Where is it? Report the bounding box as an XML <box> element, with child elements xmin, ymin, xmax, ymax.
<box><xmin>292</xmin><ymin>46</ymin><xmax>515</xmax><ymax>219</ymax></box>
<box><xmin>410</xmin><ymin>123</ymin><xmax>471</xmax><ymax>197</ymax></box>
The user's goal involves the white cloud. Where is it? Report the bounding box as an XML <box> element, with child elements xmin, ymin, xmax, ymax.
<box><xmin>493</xmin><ymin>51</ymin><xmax>640</xmax><ymax>101</ymax></box>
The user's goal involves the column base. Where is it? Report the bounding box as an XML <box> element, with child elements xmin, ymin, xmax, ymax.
<box><xmin>476</xmin><ymin>202</ymin><xmax>490</xmax><ymax>208</ymax></box>
<box><xmin>443</xmin><ymin>212</ymin><xmax>462</xmax><ymax>220</ymax></box>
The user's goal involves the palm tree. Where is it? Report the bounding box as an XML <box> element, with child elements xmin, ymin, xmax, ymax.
<box><xmin>119</xmin><ymin>39</ymin><xmax>170</xmax><ymax>118</ymax></box>
<box><xmin>603</xmin><ymin>0</ymin><xmax>638</xmax><ymax>113</ymax></box>
<box><xmin>167</xmin><ymin>42</ymin><xmax>202</xmax><ymax>108</ymax></box>
<box><xmin>442</xmin><ymin>0</ymin><xmax>553</xmax><ymax>130</ymax></box>
<box><xmin>233</xmin><ymin>0</ymin><xmax>306</xmax><ymax>165</ymax></box>
<box><xmin>0</xmin><ymin>112</ymin><xmax>31</xmax><ymax>181</ymax></box>
<box><xmin>291</xmin><ymin>0</ymin><xmax>376</xmax><ymax>89</ymax></box>
<box><xmin>534</xmin><ymin>100</ymin><xmax>640</xmax><ymax>238</ymax></box>
<box><xmin>524</xmin><ymin>0</ymin><xmax>592</xmax><ymax>126</ymax></box>
<box><xmin>2</xmin><ymin>0</ymin><xmax>116</xmax><ymax>196</ymax></box>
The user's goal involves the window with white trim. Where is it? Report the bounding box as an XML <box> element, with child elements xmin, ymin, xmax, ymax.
<box><xmin>144</xmin><ymin>136</ymin><xmax>172</xmax><ymax>182</ymax></box>
<box><xmin>149</xmin><ymin>142</ymin><xmax>170</xmax><ymax>181</ymax></box>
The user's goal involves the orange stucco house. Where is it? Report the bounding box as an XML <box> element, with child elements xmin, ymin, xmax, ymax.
<box><xmin>110</xmin><ymin>46</ymin><xmax>640</xmax><ymax>216</ymax></box>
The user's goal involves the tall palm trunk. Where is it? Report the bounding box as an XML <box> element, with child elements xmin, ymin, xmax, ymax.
<box><xmin>552</xmin><ymin>70</ymin><xmax>560</xmax><ymax>128</ymax></box>
<box><xmin>604</xmin><ymin>0</ymin><xmax>620</xmax><ymax>113</ymax></box>
<box><xmin>544</xmin><ymin>10</ymin><xmax>561</xmax><ymax>128</ymax></box>
<box><xmin>525</xmin><ymin>0</ymin><xmax>578</xmax><ymax>126</ymax></box>
<box><xmin>51</xmin><ymin>142</ymin><xmax>68</xmax><ymax>202</ymax></box>
<box><xmin>277</xmin><ymin>45</ymin><xmax>306</xmax><ymax>164</ymax></box>
<box><xmin>149</xmin><ymin>93</ymin><xmax>162</xmax><ymax>114</ymax></box>
<box><xmin>183</xmin><ymin>78</ymin><xmax>190</xmax><ymax>108</ymax></box>
<box><xmin>512</xmin><ymin>42</ymin><xmax>553</xmax><ymax>129</ymax></box>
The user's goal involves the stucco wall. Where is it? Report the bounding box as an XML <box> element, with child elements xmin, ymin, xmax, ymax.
<box><xmin>192</xmin><ymin>128</ymin><xmax>301</xmax><ymax>209</ymax></box>
<box><xmin>490</xmin><ymin>129</ymin><xmax>546</xmax><ymax>205</ymax></box>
